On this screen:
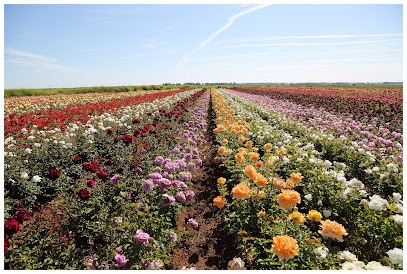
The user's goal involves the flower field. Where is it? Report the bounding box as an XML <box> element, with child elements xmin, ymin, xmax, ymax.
<box><xmin>3</xmin><ymin>86</ymin><xmax>403</xmax><ymax>270</ymax></box>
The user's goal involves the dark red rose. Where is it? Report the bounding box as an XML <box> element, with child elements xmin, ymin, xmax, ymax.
<box><xmin>83</xmin><ymin>162</ymin><xmax>98</xmax><ymax>173</ymax></box>
<box><xmin>133</xmin><ymin>129</ymin><xmax>140</xmax><ymax>136</ymax></box>
<box><xmin>46</xmin><ymin>168</ymin><xmax>60</xmax><ymax>181</ymax></box>
<box><xmin>107</xmin><ymin>128</ymin><xmax>113</xmax><ymax>135</ymax></box>
<box><xmin>132</xmin><ymin>118</ymin><xmax>141</xmax><ymax>124</ymax></box>
<box><xmin>73</xmin><ymin>155</ymin><xmax>82</xmax><ymax>164</ymax></box>
<box><xmin>122</xmin><ymin>135</ymin><xmax>134</xmax><ymax>145</ymax></box>
<box><xmin>147</xmin><ymin>112</ymin><xmax>152</xmax><ymax>116</ymax></box>
<box><xmin>97</xmin><ymin>170</ymin><xmax>108</xmax><ymax>180</ymax></box>
<box><xmin>141</xmin><ymin>132</ymin><xmax>146</xmax><ymax>137</ymax></box>
<box><xmin>4</xmin><ymin>239</ymin><xmax>10</xmax><ymax>256</ymax></box>
<box><xmin>4</xmin><ymin>218</ymin><xmax>19</xmax><ymax>236</ymax></box>
<box><xmin>14</xmin><ymin>210</ymin><xmax>30</xmax><ymax>224</ymax></box>
<box><xmin>87</xmin><ymin>179</ymin><xmax>96</xmax><ymax>187</ymax></box>
<box><xmin>114</xmin><ymin>137</ymin><xmax>119</xmax><ymax>144</ymax></box>
<box><xmin>77</xmin><ymin>188</ymin><xmax>91</xmax><ymax>201</ymax></box>
<box><xmin>104</xmin><ymin>159</ymin><xmax>113</xmax><ymax>166</ymax></box>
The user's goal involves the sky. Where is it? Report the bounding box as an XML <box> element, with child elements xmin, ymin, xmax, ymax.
<box><xmin>3</xmin><ymin>3</ymin><xmax>404</xmax><ymax>89</ymax></box>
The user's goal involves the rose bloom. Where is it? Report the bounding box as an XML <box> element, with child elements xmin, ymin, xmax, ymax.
<box><xmin>276</xmin><ymin>149</ymin><xmax>286</xmax><ymax>156</ymax></box>
<box><xmin>255</xmin><ymin>161</ymin><xmax>263</xmax><ymax>168</ymax></box>
<box><xmin>77</xmin><ymin>188</ymin><xmax>91</xmax><ymax>201</ymax></box>
<box><xmin>4</xmin><ymin>218</ymin><xmax>20</xmax><ymax>235</ymax></box>
<box><xmin>213</xmin><ymin>196</ymin><xmax>226</xmax><ymax>208</ymax></box>
<box><xmin>245</xmin><ymin>140</ymin><xmax>253</xmax><ymax>148</ymax></box>
<box><xmin>289</xmin><ymin>211</ymin><xmax>305</xmax><ymax>224</ymax></box>
<box><xmin>217</xmin><ymin>177</ymin><xmax>226</xmax><ymax>185</ymax></box>
<box><xmin>228</xmin><ymin>257</ymin><xmax>246</xmax><ymax>270</ymax></box>
<box><xmin>272</xmin><ymin>235</ymin><xmax>299</xmax><ymax>260</ymax></box>
<box><xmin>231</xmin><ymin>181</ymin><xmax>251</xmax><ymax>199</ymax></box>
<box><xmin>252</xmin><ymin>147</ymin><xmax>259</xmax><ymax>152</ymax></box>
<box><xmin>307</xmin><ymin>210</ymin><xmax>322</xmax><ymax>222</ymax></box>
<box><xmin>318</xmin><ymin>220</ymin><xmax>348</xmax><ymax>242</ymax></box>
<box><xmin>264</xmin><ymin>143</ymin><xmax>273</xmax><ymax>150</ymax></box>
<box><xmin>218</xmin><ymin>146</ymin><xmax>226</xmax><ymax>155</ymax></box>
<box><xmin>290</xmin><ymin>172</ymin><xmax>303</xmax><ymax>184</ymax></box>
<box><xmin>238</xmin><ymin>147</ymin><xmax>248</xmax><ymax>156</ymax></box>
<box><xmin>214</xmin><ymin>156</ymin><xmax>221</xmax><ymax>163</ymax></box>
<box><xmin>271</xmin><ymin>177</ymin><xmax>286</xmax><ymax>190</ymax></box>
<box><xmin>258</xmin><ymin>211</ymin><xmax>266</xmax><ymax>218</ymax></box>
<box><xmin>277</xmin><ymin>190</ymin><xmax>301</xmax><ymax>209</ymax></box>
<box><xmin>87</xmin><ymin>179</ymin><xmax>96</xmax><ymax>187</ymax></box>
<box><xmin>244</xmin><ymin>165</ymin><xmax>258</xmax><ymax>181</ymax></box>
<box><xmin>235</xmin><ymin>153</ymin><xmax>246</xmax><ymax>164</ymax></box>
<box><xmin>14</xmin><ymin>210</ymin><xmax>30</xmax><ymax>224</ymax></box>
<box><xmin>238</xmin><ymin>136</ymin><xmax>246</xmax><ymax>143</ymax></box>
<box><xmin>222</xmin><ymin>139</ymin><xmax>228</xmax><ymax>144</ymax></box>
<box><xmin>248</xmin><ymin>152</ymin><xmax>260</xmax><ymax>162</ymax></box>
<box><xmin>285</xmin><ymin>179</ymin><xmax>294</xmax><ymax>188</ymax></box>
<box><xmin>254</xmin><ymin>173</ymin><xmax>267</xmax><ymax>187</ymax></box>
<box><xmin>187</xmin><ymin>218</ymin><xmax>199</xmax><ymax>229</ymax></box>
<box><xmin>97</xmin><ymin>170</ymin><xmax>108</xmax><ymax>180</ymax></box>
<box><xmin>136</xmin><ymin>230</ymin><xmax>151</xmax><ymax>245</ymax></box>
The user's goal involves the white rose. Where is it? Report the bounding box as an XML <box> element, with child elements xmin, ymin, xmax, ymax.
<box><xmin>339</xmin><ymin>251</ymin><xmax>358</xmax><ymax>262</ymax></box>
<box><xmin>304</xmin><ymin>194</ymin><xmax>312</xmax><ymax>201</ymax></box>
<box><xmin>25</xmin><ymin>148</ymin><xmax>32</xmax><ymax>154</ymax></box>
<box><xmin>341</xmin><ymin>261</ymin><xmax>364</xmax><ymax>270</ymax></box>
<box><xmin>32</xmin><ymin>175</ymin><xmax>42</xmax><ymax>183</ymax></box>
<box><xmin>368</xmin><ymin>199</ymin><xmax>385</xmax><ymax>211</ymax></box>
<box><xmin>391</xmin><ymin>215</ymin><xmax>403</xmax><ymax>225</ymax></box>
<box><xmin>393</xmin><ymin>193</ymin><xmax>402</xmax><ymax>203</ymax></box>
<box><xmin>365</xmin><ymin>261</ymin><xmax>392</xmax><ymax>270</ymax></box>
<box><xmin>322</xmin><ymin>209</ymin><xmax>331</xmax><ymax>217</ymax></box>
<box><xmin>387</xmin><ymin>248</ymin><xmax>403</xmax><ymax>267</ymax></box>
<box><xmin>21</xmin><ymin>172</ymin><xmax>29</xmax><ymax>179</ymax></box>
<box><xmin>395</xmin><ymin>203</ymin><xmax>403</xmax><ymax>214</ymax></box>
<box><xmin>314</xmin><ymin>246</ymin><xmax>329</xmax><ymax>260</ymax></box>
<box><xmin>372</xmin><ymin>167</ymin><xmax>380</xmax><ymax>172</ymax></box>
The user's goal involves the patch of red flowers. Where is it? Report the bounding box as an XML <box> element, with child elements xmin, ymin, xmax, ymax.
<box><xmin>4</xmin><ymin>218</ymin><xmax>19</xmax><ymax>236</ymax></box>
<box><xmin>77</xmin><ymin>188</ymin><xmax>91</xmax><ymax>201</ymax></box>
<box><xmin>46</xmin><ymin>168</ymin><xmax>60</xmax><ymax>181</ymax></box>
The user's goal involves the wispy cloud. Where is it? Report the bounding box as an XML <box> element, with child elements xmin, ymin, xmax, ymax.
<box><xmin>211</xmin><ymin>33</ymin><xmax>403</xmax><ymax>45</ymax></box>
<box><xmin>211</xmin><ymin>38</ymin><xmax>402</xmax><ymax>49</ymax></box>
<box><xmin>5</xmin><ymin>47</ymin><xmax>77</xmax><ymax>72</ymax></box>
<box><xmin>176</xmin><ymin>4</ymin><xmax>272</xmax><ymax>70</ymax></box>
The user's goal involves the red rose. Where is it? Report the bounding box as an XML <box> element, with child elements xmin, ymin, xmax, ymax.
<box><xmin>97</xmin><ymin>170</ymin><xmax>108</xmax><ymax>180</ymax></box>
<box><xmin>107</xmin><ymin>128</ymin><xmax>113</xmax><ymax>135</ymax></box>
<box><xmin>14</xmin><ymin>210</ymin><xmax>30</xmax><ymax>224</ymax></box>
<box><xmin>87</xmin><ymin>179</ymin><xmax>96</xmax><ymax>187</ymax></box>
<box><xmin>46</xmin><ymin>168</ymin><xmax>60</xmax><ymax>181</ymax></box>
<box><xmin>4</xmin><ymin>239</ymin><xmax>10</xmax><ymax>256</ymax></box>
<box><xmin>73</xmin><ymin>155</ymin><xmax>82</xmax><ymax>164</ymax></box>
<box><xmin>132</xmin><ymin>118</ymin><xmax>141</xmax><ymax>124</ymax></box>
<box><xmin>133</xmin><ymin>129</ymin><xmax>140</xmax><ymax>136</ymax></box>
<box><xmin>141</xmin><ymin>132</ymin><xmax>146</xmax><ymax>137</ymax></box>
<box><xmin>114</xmin><ymin>137</ymin><xmax>119</xmax><ymax>144</ymax></box>
<box><xmin>4</xmin><ymin>218</ymin><xmax>19</xmax><ymax>236</ymax></box>
<box><xmin>77</xmin><ymin>188</ymin><xmax>91</xmax><ymax>201</ymax></box>
<box><xmin>83</xmin><ymin>162</ymin><xmax>98</xmax><ymax>173</ymax></box>
<box><xmin>122</xmin><ymin>135</ymin><xmax>134</xmax><ymax>145</ymax></box>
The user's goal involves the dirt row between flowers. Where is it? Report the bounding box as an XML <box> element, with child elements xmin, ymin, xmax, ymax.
<box><xmin>169</xmin><ymin>96</ymin><xmax>239</xmax><ymax>270</ymax></box>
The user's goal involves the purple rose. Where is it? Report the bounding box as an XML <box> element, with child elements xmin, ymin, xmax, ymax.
<box><xmin>148</xmin><ymin>172</ymin><xmax>162</xmax><ymax>179</ymax></box>
<box><xmin>179</xmin><ymin>181</ymin><xmax>188</xmax><ymax>191</ymax></box>
<box><xmin>180</xmin><ymin>172</ymin><xmax>192</xmax><ymax>182</ymax></box>
<box><xmin>135</xmin><ymin>167</ymin><xmax>143</xmax><ymax>174</ymax></box>
<box><xmin>186</xmin><ymin>190</ymin><xmax>195</xmax><ymax>201</ymax></box>
<box><xmin>184</xmin><ymin>153</ymin><xmax>192</xmax><ymax>161</ymax></box>
<box><xmin>168</xmin><ymin>231</ymin><xmax>177</xmax><ymax>242</ymax></box>
<box><xmin>162</xmin><ymin>194</ymin><xmax>176</xmax><ymax>206</ymax></box>
<box><xmin>115</xmin><ymin>247</ymin><xmax>123</xmax><ymax>254</ymax></box>
<box><xmin>176</xmin><ymin>192</ymin><xmax>186</xmax><ymax>203</ymax></box>
<box><xmin>136</xmin><ymin>230</ymin><xmax>151</xmax><ymax>245</ymax></box>
<box><xmin>111</xmin><ymin>174</ymin><xmax>122</xmax><ymax>184</ymax></box>
<box><xmin>114</xmin><ymin>253</ymin><xmax>129</xmax><ymax>268</ymax></box>
<box><xmin>142</xmin><ymin>180</ymin><xmax>154</xmax><ymax>193</ymax></box>
<box><xmin>187</xmin><ymin>162</ymin><xmax>196</xmax><ymax>171</ymax></box>
<box><xmin>171</xmin><ymin>179</ymin><xmax>181</xmax><ymax>188</ymax></box>
<box><xmin>172</xmin><ymin>147</ymin><xmax>180</xmax><ymax>154</ymax></box>
<box><xmin>187</xmin><ymin>218</ymin><xmax>198</xmax><ymax>229</ymax></box>
<box><xmin>195</xmin><ymin>159</ymin><xmax>202</xmax><ymax>167</ymax></box>
<box><xmin>155</xmin><ymin>156</ymin><xmax>165</xmax><ymax>165</ymax></box>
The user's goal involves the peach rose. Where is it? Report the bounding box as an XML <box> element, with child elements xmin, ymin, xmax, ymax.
<box><xmin>231</xmin><ymin>182</ymin><xmax>251</xmax><ymax>199</ymax></box>
<box><xmin>254</xmin><ymin>173</ymin><xmax>267</xmax><ymax>187</ymax></box>
<box><xmin>238</xmin><ymin>147</ymin><xmax>247</xmax><ymax>156</ymax></box>
<box><xmin>244</xmin><ymin>165</ymin><xmax>258</xmax><ymax>181</ymax></box>
<box><xmin>271</xmin><ymin>177</ymin><xmax>286</xmax><ymax>190</ymax></box>
<box><xmin>238</xmin><ymin>136</ymin><xmax>246</xmax><ymax>143</ymax></box>
<box><xmin>245</xmin><ymin>140</ymin><xmax>253</xmax><ymax>148</ymax></box>
<box><xmin>213</xmin><ymin>196</ymin><xmax>226</xmax><ymax>208</ymax></box>
<box><xmin>235</xmin><ymin>153</ymin><xmax>246</xmax><ymax>164</ymax></box>
<box><xmin>222</xmin><ymin>139</ymin><xmax>228</xmax><ymax>144</ymax></box>
<box><xmin>277</xmin><ymin>190</ymin><xmax>301</xmax><ymax>209</ymax></box>
<box><xmin>218</xmin><ymin>146</ymin><xmax>226</xmax><ymax>155</ymax></box>
<box><xmin>276</xmin><ymin>149</ymin><xmax>286</xmax><ymax>156</ymax></box>
<box><xmin>318</xmin><ymin>220</ymin><xmax>348</xmax><ymax>242</ymax></box>
<box><xmin>248</xmin><ymin>152</ymin><xmax>260</xmax><ymax>162</ymax></box>
<box><xmin>255</xmin><ymin>161</ymin><xmax>263</xmax><ymax>168</ymax></box>
<box><xmin>272</xmin><ymin>235</ymin><xmax>299</xmax><ymax>260</ymax></box>
<box><xmin>290</xmin><ymin>172</ymin><xmax>303</xmax><ymax>184</ymax></box>
<box><xmin>264</xmin><ymin>143</ymin><xmax>273</xmax><ymax>150</ymax></box>
<box><xmin>231</xmin><ymin>129</ymin><xmax>237</xmax><ymax>135</ymax></box>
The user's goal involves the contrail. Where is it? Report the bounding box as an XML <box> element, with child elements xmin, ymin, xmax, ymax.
<box><xmin>176</xmin><ymin>4</ymin><xmax>272</xmax><ymax>70</ymax></box>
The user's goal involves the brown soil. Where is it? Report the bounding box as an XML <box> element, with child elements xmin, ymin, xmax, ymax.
<box><xmin>169</xmin><ymin>96</ymin><xmax>238</xmax><ymax>270</ymax></box>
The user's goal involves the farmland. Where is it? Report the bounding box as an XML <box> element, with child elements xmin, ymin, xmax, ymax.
<box><xmin>3</xmin><ymin>86</ymin><xmax>403</xmax><ymax>270</ymax></box>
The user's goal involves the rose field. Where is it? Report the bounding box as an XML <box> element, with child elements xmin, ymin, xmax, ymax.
<box><xmin>3</xmin><ymin>86</ymin><xmax>403</xmax><ymax>270</ymax></box>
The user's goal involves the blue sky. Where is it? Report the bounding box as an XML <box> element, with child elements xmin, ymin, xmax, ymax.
<box><xmin>4</xmin><ymin>4</ymin><xmax>403</xmax><ymax>89</ymax></box>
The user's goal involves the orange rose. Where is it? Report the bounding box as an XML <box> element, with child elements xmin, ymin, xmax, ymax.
<box><xmin>255</xmin><ymin>161</ymin><xmax>263</xmax><ymax>168</ymax></box>
<box><xmin>289</xmin><ymin>211</ymin><xmax>305</xmax><ymax>224</ymax></box>
<box><xmin>307</xmin><ymin>210</ymin><xmax>322</xmax><ymax>222</ymax></box>
<box><xmin>231</xmin><ymin>182</ymin><xmax>251</xmax><ymax>199</ymax></box>
<box><xmin>272</xmin><ymin>235</ymin><xmax>299</xmax><ymax>260</ymax></box>
<box><xmin>245</xmin><ymin>140</ymin><xmax>253</xmax><ymax>148</ymax></box>
<box><xmin>231</xmin><ymin>129</ymin><xmax>237</xmax><ymax>135</ymax></box>
<box><xmin>258</xmin><ymin>211</ymin><xmax>266</xmax><ymax>218</ymax></box>
<box><xmin>216</xmin><ymin>117</ymin><xmax>222</xmax><ymax>123</ymax></box>
<box><xmin>217</xmin><ymin>177</ymin><xmax>226</xmax><ymax>185</ymax></box>
<box><xmin>213</xmin><ymin>196</ymin><xmax>226</xmax><ymax>208</ymax></box>
<box><xmin>218</xmin><ymin>146</ymin><xmax>226</xmax><ymax>155</ymax></box>
<box><xmin>251</xmin><ymin>190</ymin><xmax>265</xmax><ymax>201</ymax></box>
<box><xmin>276</xmin><ymin>149</ymin><xmax>286</xmax><ymax>156</ymax></box>
<box><xmin>248</xmin><ymin>152</ymin><xmax>260</xmax><ymax>162</ymax></box>
<box><xmin>290</xmin><ymin>172</ymin><xmax>303</xmax><ymax>184</ymax></box>
<box><xmin>214</xmin><ymin>156</ymin><xmax>220</xmax><ymax>163</ymax></box>
<box><xmin>244</xmin><ymin>165</ymin><xmax>258</xmax><ymax>181</ymax></box>
<box><xmin>235</xmin><ymin>153</ymin><xmax>246</xmax><ymax>164</ymax></box>
<box><xmin>271</xmin><ymin>177</ymin><xmax>286</xmax><ymax>189</ymax></box>
<box><xmin>222</xmin><ymin>139</ymin><xmax>228</xmax><ymax>144</ymax></box>
<box><xmin>285</xmin><ymin>179</ymin><xmax>294</xmax><ymax>189</ymax></box>
<box><xmin>252</xmin><ymin>147</ymin><xmax>259</xmax><ymax>152</ymax></box>
<box><xmin>318</xmin><ymin>220</ymin><xmax>348</xmax><ymax>242</ymax></box>
<box><xmin>277</xmin><ymin>190</ymin><xmax>301</xmax><ymax>209</ymax></box>
<box><xmin>238</xmin><ymin>136</ymin><xmax>246</xmax><ymax>143</ymax></box>
<box><xmin>238</xmin><ymin>147</ymin><xmax>247</xmax><ymax>156</ymax></box>
<box><xmin>254</xmin><ymin>173</ymin><xmax>267</xmax><ymax>187</ymax></box>
<box><xmin>264</xmin><ymin>143</ymin><xmax>273</xmax><ymax>150</ymax></box>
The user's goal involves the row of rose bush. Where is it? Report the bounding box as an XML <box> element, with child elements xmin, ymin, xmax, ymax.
<box><xmin>224</xmin><ymin>89</ymin><xmax>402</xmax><ymax>197</ymax></box>
<box><xmin>230</xmin><ymin>86</ymin><xmax>402</xmax><ymax>132</ymax></box>
<box><xmin>5</xmin><ymin>88</ymin><xmax>211</xmax><ymax>269</ymax></box>
<box><xmin>210</xmin><ymin>88</ymin><xmax>402</xmax><ymax>270</ymax></box>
